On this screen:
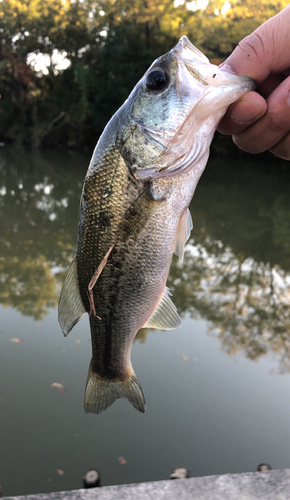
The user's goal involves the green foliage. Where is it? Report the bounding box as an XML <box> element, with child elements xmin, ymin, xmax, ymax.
<box><xmin>0</xmin><ymin>0</ymin><xmax>288</xmax><ymax>148</ymax></box>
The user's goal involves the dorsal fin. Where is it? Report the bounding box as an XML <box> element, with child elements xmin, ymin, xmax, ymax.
<box><xmin>143</xmin><ymin>287</ymin><xmax>182</xmax><ymax>330</ymax></box>
<box><xmin>58</xmin><ymin>257</ymin><xmax>86</xmax><ymax>336</ymax></box>
<box><xmin>173</xmin><ymin>207</ymin><xmax>193</xmax><ymax>262</ymax></box>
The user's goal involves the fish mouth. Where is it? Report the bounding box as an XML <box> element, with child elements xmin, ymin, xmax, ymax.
<box><xmin>175</xmin><ymin>35</ymin><xmax>209</xmax><ymax>63</ymax></box>
<box><xmin>136</xmin><ymin>36</ymin><xmax>255</xmax><ymax>180</ymax></box>
<box><xmin>175</xmin><ymin>35</ymin><xmax>255</xmax><ymax>94</ymax></box>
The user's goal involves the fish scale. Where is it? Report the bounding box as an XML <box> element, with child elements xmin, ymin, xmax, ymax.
<box><xmin>58</xmin><ymin>35</ymin><xmax>255</xmax><ymax>414</ymax></box>
<box><xmin>77</xmin><ymin>146</ymin><xmax>142</xmax><ymax>309</ymax></box>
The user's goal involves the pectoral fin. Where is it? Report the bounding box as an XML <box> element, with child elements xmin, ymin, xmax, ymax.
<box><xmin>143</xmin><ymin>287</ymin><xmax>182</xmax><ymax>330</ymax></box>
<box><xmin>173</xmin><ymin>207</ymin><xmax>193</xmax><ymax>262</ymax></box>
<box><xmin>58</xmin><ymin>257</ymin><xmax>85</xmax><ymax>336</ymax></box>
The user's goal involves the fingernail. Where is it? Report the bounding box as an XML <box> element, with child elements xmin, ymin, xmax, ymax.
<box><xmin>219</xmin><ymin>63</ymin><xmax>236</xmax><ymax>76</ymax></box>
<box><xmin>231</xmin><ymin>99</ymin><xmax>265</xmax><ymax>124</ymax></box>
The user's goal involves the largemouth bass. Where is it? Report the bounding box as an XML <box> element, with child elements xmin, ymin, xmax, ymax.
<box><xmin>59</xmin><ymin>36</ymin><xmax>255</xmax><ymax>414</ymax></box>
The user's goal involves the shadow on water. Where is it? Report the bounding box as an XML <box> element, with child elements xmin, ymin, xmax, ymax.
<box><xmin>1</xmin><ymin>147</ymin><xmax>290</xmax><ymax>369</ymax></box>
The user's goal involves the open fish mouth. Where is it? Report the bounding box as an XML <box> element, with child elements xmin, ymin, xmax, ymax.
<box><xmin>136</xmin><ymin>36</ymin><xmax>255</xmax><ymax>180</ymax></box>
<box><xmin>175</xmin><ymin>35</ymin><xmax>255</xmax><ymax>98</ymax></box>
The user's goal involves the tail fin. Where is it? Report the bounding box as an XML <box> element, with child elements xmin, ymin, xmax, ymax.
<box><xmin>84</xmin><ymin>360</ymin><xmax>146</xmax><ymax>414</ymax></box>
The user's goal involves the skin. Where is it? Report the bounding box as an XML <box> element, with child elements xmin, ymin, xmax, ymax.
<box><xmin>217</xmin><ymin>5</ymin><xmax>290</xmax><ymax>160</ymax></box>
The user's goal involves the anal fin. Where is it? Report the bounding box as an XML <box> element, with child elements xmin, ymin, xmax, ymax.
<box><xmin>173</xmin><ymin>207</ymin><xmax>193</xmax><ymax>262</ymax></box>
<box><xmin>58</xmin><ymin>257</ymin><xmax>85</xmax><ymax>336</ymax></box>
<box><xmin>143</xmin><ymin>287</ymin><xmax>182</xmax><ymax>330</ymax></box>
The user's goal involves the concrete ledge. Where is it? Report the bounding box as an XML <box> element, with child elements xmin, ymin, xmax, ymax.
<box><xmin>3</xmin><ymin>468</ymin><xmax>290</xmax><ymax>500</ymax></box>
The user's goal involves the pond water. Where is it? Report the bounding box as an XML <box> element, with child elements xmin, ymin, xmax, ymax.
<box><xmin>1</xmin><ymin>146</ymin><xmax>290</xmax><ymax>496</ymax></box>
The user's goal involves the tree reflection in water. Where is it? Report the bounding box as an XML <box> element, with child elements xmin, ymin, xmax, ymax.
<box><xmin>168</xmin><ymin>155</ymin><xmax>290</xmax><ymax>373</ymax></box>
<box><xmin>168</xmin><ymin>240</ymin><xmax>290</xmax><ymax>373</ymax></box>
<box><xmin>0</xmin><ymin>147</ymin><xmax>88</xmax><ymax>319</ymax></box>
<box><xmin>1</xmin><ymin>147</ymin><xmax>290</xmax><ymax>371</ymax></box>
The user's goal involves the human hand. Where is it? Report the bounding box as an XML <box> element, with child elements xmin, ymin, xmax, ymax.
<box><xmin>217</xmin><ymin>5</ymin><xmax>290</xmax><ymax>160</ymax></box>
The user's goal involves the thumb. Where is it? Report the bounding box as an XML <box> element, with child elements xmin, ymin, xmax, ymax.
<box><xmin>221</xmin><ymin>5</ymin><xmax>290</xmax><ymax>84</ymax></box>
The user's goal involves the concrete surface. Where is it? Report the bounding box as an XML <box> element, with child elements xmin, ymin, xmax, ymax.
<box><xmin>3</xmin><ymin>468</ymin><xmax>290</xmax><ymax>500</ymax></box>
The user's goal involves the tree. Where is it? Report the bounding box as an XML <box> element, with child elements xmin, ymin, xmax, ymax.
<box><xmin>0</xmin><ymin>0</ymin><xmax>288</xmax><ymax>148</ymax></box>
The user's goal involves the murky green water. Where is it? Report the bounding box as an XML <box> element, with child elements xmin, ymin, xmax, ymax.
<box><xmin>1</xmin><ymin>146</ymin><xmax>290</xmax><ymax>496</ymax></box>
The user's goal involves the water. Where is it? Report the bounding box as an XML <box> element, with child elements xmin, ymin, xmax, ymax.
<box><xmin>1</xmin><ymin>146</ymin><xmax>290</xmax><ymax>496</ymax></box>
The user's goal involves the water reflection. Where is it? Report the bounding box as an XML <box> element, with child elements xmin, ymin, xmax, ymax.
<box><xmin>0</xmin><ymin>147</ymin><xmax>89</xmax><ymax>319</ymax></box>
<box><xmin>168</xmin><ymin>156</ymin><xmax>290</xmax><ymax>372</ymax></box>
<box><xmin>1</xmin><ymin>147</ymin><xmax>290</xmax><ymax>370</ymax></box>
<box><xmin>168</xmin><ymin>241</ymin><xmax>290</xmax><ymax>373</ymax></box>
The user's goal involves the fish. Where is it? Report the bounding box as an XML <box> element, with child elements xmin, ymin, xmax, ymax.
<box><xmin>58</xmin><ymin>36</ymin><xmax>255</xmax><ymax>414</ymax></box>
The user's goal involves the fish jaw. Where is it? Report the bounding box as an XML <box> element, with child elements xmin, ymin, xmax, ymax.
<box><xmin>175</xmin><ymin>35</ymin><xmax>256</xmax><ymax>118</ymax></box>
<box><xmin>130</xmin><ymin>35</ymin><xmax>255</xmax><ymax>180</ymax></box>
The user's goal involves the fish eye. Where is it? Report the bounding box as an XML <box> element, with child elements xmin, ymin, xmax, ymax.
<box><xmin>145</xmin><ymin>68</ymin><xmax>169</xmax><ymax>92</ymax></box>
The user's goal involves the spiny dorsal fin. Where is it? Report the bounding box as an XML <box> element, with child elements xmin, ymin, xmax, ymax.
<box><xmin>173</xmin><ymin>207</ymin><xmax>193</xmax><ymax>262</ymax></box>
<box><xmin>58</xmin><ymin>257</ymin><xmax>85</xmax><ymax>336</ymax></box>
<box><xmin>143</xmin><ymin>287</ymin><xmax>182</xmax><ymax>330</ymax></box>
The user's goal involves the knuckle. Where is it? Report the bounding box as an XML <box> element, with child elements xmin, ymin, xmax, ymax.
<box><xmin>237</xmin><ymin>30</ymin><xmax>273</xmax><ymax>69</ymax></box>
<box><xmin>238</xmin><ymin>34</ymin><xmax>265</xmax><ymax>66</ymax></box>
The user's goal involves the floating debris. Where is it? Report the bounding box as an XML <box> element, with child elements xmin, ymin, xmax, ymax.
<box><xmin>56</xmin><ymin>469</ymin><xmax>65</xmax><ymax>476</ymax></box>
<box><xmin>51</xmin><ymin>382</ymin><xmax>66</xmax><ymax>392</ymax></box>
<box><xmin>170</xmin><ymin>466</ymin><xmax>191</xmax><ymax>479</ymax></box>
<box><xmin>83</xmin><ymin>469</ymin><xmax>101</xmax><ymax>488</ymax></box>
<box><xmin>118</xmin><ymin>456</ymin><xmax>127</xmax><ymax>465</ymax></box>
<box><xmin>10</xmin><ymin>338</ymin><xmax>22</xmax><ymax>343</ymax></box>
<box><xmin>257</xmin><ymin>463</ymin><xmax>272</xmax><ymax>471</ymax></box>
